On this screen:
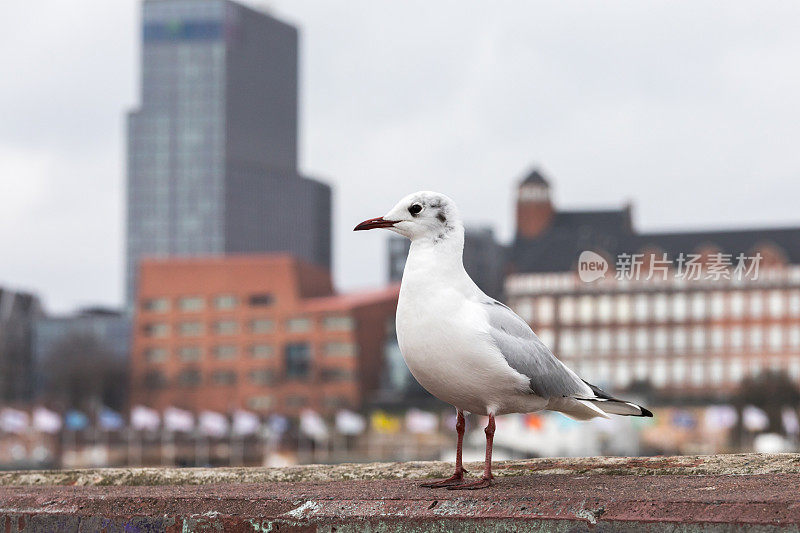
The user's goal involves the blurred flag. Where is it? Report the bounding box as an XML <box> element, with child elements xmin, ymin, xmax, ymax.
<box><xmin>0</xmin><ymin>408</ymin><xmax>29</xmax><ymax>434</ymax></box>
<box><xmin>232</xmin><ymin>409</ymin><xmax>260</xmax><ymax>436</ymax></box>
<box><xmin>704</xmin><ymin>405</ymin><xmax>738</xmax><ymax>430</ymax></box>
<box><xmin>523</xmin><ymin>414</ymin><xmax>544</xmax><ymax>431</ymax></box>
<box><xmin>671</xmin><ymin>410</ymin><xmax>696</xmax><ymax>429</ymax></box>
<box><xmin>32</xmin><ymin>407</ymin><xmax>61</xmax><ymax>434</ymax></box>
<box><xmin>743</xmin><ymin>405</ymin><xmax>769</xmax><ymax>432</ymax></box>
<box><xmin>370</xmin><ymin>411</ymin><xmax>401</xmax><ymax>434</ymax></box>
<box><xmin>267</xmin><ymin>414</ymin><xmax>289</xmax><ymax>436</ymax></box>
<box><xmin>299</xmin><ymin>409</ymin><xmax>328</xmax><ymax>441</ymax></box>
<box><xmin>65</xmin><ymin>410</ymin><xmax>89</xmax><ymax>431</ymax></box>
<box><xmin>98</xmin><ymin>408</ymin><xmax>124</xmax><ymax>431</ymax></box>
<box><xmin>405</xmin><ymin>409</ymin><xmax>438</xmax><ymax>434</ymax></box>
<box><xmin>164</xmin><ymin>407</ymin><xmax>194</xmax><ymax>433</ymax></box>
<box><xmin>335</xmin><ymin>409</ymin><xmax>366</xmax><ymax>436</ymax></box>
<box><xmin>131</xmin><ymin>405</ymin><xmax>160</xmax><ymax>431</ymax></box>
<box><xmin>199</xmin><ymin>410</ymin><xmax>229</xmax><ymax>437</ymax></box>
<box><xmin>782</xmin><ymin>408</ymin><xmax>800</xmax><ymax>435</ymax></box>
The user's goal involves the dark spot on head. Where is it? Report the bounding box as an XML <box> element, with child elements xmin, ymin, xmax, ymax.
<box><xmin>429</xmin><ymin>199</ymin><xmax>443</xmax><ymax>209</ymax></box>
<box><xmin>437</xmin><ymin>212</ymin><xmax>447</xmax><ymax>223</ymax></box>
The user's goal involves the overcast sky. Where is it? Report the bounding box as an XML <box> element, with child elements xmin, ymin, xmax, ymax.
<box><xmin>2</xmin><ymin>1</ymin><xmax>800</xmax><ymax>312</ymax></box>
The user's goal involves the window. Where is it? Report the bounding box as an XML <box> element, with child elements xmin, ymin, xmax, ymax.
<box><xmin>537</xmin><ymin>297</ymin><xmax>555</xmax><ymax>325</ymax></box>
<box><xmin>653</xmin><ymin>327</ymin><xmax>669</xmax><ymax>353</ymax></box>
<box><xmin>251</xmin><ymin>318</ymin><xmax>275</xmax><ymax>334</ymax></box>
<box><xmin>325</xmin><ymin>342</ymin><xmax>356</xmax><ymax>357</ymax></box>
<box><xmin>789</xmin><ymin>291</ymin><xmax>800</xmax><ymax>316</ymax></box>
<box><xmin>709</xmin><ymin>358</ymin><xmax>724</xmax><ymax>385</ymax></box>
<box><xmin>250</xmin><ymin>344</ymin><xmax>274</xmax><ymax>359</ymax></box>
<box><xmin>248</xmin><ymin>293</ymin><xmax>274</xmax><ymax>307</ymax></box>
<box><xmin>249</xmin><ymin>369</ymin><xmax>275</xmax><ymax>385</ymax></box>
<box><xmin>178</xmin><ymin>322</ymin><xmax>203</xmax><ymax>336</ymax></box>
<box><xmin>559</xmin><ymin>297</ymin><xmax>576</xmax><ymax>324</ymax></box>
<box><xmin>711</xmin><ymin>327</ymin><xmax>725</xmax><ymax>351</ymax></box>
<box><xmin>213</xmin><ymin>344</ymin><xmax>237</xmax><ymax>360</ymax></box>
<box><xmin>177</xmin><ymin>369</ymin><xmax>202</xmax><ymax>387</ymax></box>
<box><xmin>615</xmin><ymin>361</ymin><xmax>631</xmax><ymax>388</ymax></box>
<box><xmin>769</xmin><ymin>291</ymin><xmax>785</xmax><ymax>317</ymax></box>
<box><xmin>653</xmin><ymin>294</ymin><xmax>669</xmax><ymax>321</ymax></box>
<box><xmin>789</xmin><ymin>326</ymin><xmax>800</xmax><ymax>348</ymax></box>
<box><xmin>285</xmin><ymin>395</ymin><xmax>308</xmax><ymax>408</ymax></box>
<box><xmin>178</xmin><ymin>296</ymin><xmax>204</xmax><ymax>312</ymax></box>
<box><xmin>285</xmin><ymin>343</ymin><xmax>311</xmax><ymax>378</ymax></box>
<box><xmin>616</xmin><ymin>295</ymin><xmax>631</xmax><ymax>322</ymax></box>
<box><xmin>178</xmin><ymin>346</ymin><xmax>202</xmax><ymax>362</ymax></box>
<box><xmin>212</xmin><ymin>370</ymin><xmax>236</xmax><ymax>385</ymax></box>
<box><xmin>730</xmin><ymin>292</ymin><xmax>745</xmax><ymax>318</ymax></box>
<box><xmin>143</xmin><ymin>298</ymin><xmax>169</xmax><ymax>312</ymax></box>
<box><xmin>287</xmin><ymin>317</ymin><xmax>311</xmax><ymax>332</ymax></box>
<box><xmin>559</xmin><ymin>332</ymin><xmax>576</xmax><ymax>355</ymax></box>
<box><xmin>769</xmin><ymin>325</ymin><xmax>783</xmax><ymax>352</ymax></box>
<box><xmin>616</xmin><ymin>328</ymin><xmax>631</xmax><ymax>353</ymax></box>
<box><xmin>691</xmin><ymin>327</ymin><xmax>705</xmax><ymax>352</ymax></box>
<box><xmin>672</xmin><ymin>294</ymin><xmax>688</xmax><ymax>321</ymax></box>
<box><xmin>323</xmin><ymin>316</ymin><xmax>354</xmax><ymax>331</ymax></box>
<box><xmin>789</xmin><ymin>358</ymin><xmax>800</xmax><ymax>381</ymax></box>
<box><xmin>214</xmin><ymin>320</ymin><xmax>239</xmax><ymax>335</ymax></box>
<box><xmin>145</xmin><ymin>347</ymin><xmax>168</xmax><ymax>362</ymax></box>
<box><xmin>578</xmin><ymin>296</ymin><xmax>594</xmax><ymax>324</ymax></box>
<box><xmin>750</xmin><ymin>326</ymin><xmax>763</xmax><ymax>351</ymax></box>
<box><xmin>730</xmin><ymin>357</ymin><xmax>744</xmax><ymax>383</ymax></box>
<box><xmin>143</xmin><ymin>323</ymin><xmax>169</xmax><ymax>338</ymax></box>
<box><xmin>634</xmin><ymin>295</ymin><xmax>649</xmax><ymax>322</ymax></box>
<box><xmin>691</xmin><ymin>293</ymin><xmax>705</xmax><ymax>320</ymax></box>
<box><xmin>690</xmin><ymin>359</ymin><xmax>704</xmax><ymax>386</ymax></box>
<box><xmin>672</xmin><ymin>327</ymin><xmax>688</xmax><ymax>352</ymax></box>
<box><xmin>323</xmin><ymin>396</ymin><xmax>350</xmax><ymax>409</ymax></box>
<box><xmin>710</xmin><ymin>292</ymin><xmax>725</xmax><ymax>319</ymax></box>
<box><xmin>321</xmin><ymin>368</ymin><xmax>355</xmax><ymax>382</ymax></box>
<box><xmin>652</xmin><ymin>359</ymin><xmax>668</xmax><ymax>387</ymax></box>
<box><xmin>247</xmin><ymin>395</ymin><xmax>274</xmax><ymax>410</ymax></box>
<box><xmin>673</xmin><ymin>358</ymin><xmax>687</xmax><ymax>383</ymax></box>
<box><xmin>731</xmin><ymin>326</ymin><xmax>744</xmax><ymax>351</ymax></box>
<box><xmin>635</xmin><ymin>328</ymin><xmax>649</xmax><ymax>352</ymax></box>
<box><xmin>144</xmin><ymin>370</ymin><xmax>167</xmax><ymax>389</ymax></box>
<box><xmin>214</xmin><ymin>294</ymin><xmax>238</xmax><ymax>310</ymax></box>
<box><xmin>749</xmin><ymin>291</ymin><xmax>764</xmax><ymax>318</ymax></box>
<box><xmin>579</xmin><ymin>329</ymin><xmax>593</xmax><ymax>355</ymax></box>
<box><xmin>596</xmin><ymin>329</ymin><xmax>612</xmax><ymax>354</ymax></box>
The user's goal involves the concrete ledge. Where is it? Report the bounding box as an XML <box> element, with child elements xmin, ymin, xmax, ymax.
<box><xmin>1</xmin><ymin>454</ymin><xmax>799</xmax><ymax>531</ymax></box>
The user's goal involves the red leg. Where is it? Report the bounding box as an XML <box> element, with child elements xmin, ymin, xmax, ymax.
<box><xmin>420</xmin><ymin>410</ymin><xmax>468</xmax><ymax>488</ymax></box>
<box><xmin>449</xmin><ymin>414</ymin><xmax>494</xmax><ymax>490</ymax></box>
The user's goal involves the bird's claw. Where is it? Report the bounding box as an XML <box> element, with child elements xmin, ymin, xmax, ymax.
<box><xmin>419</xmin><ymin>474</ymin><xmax>466</xmax><ymax>488</ymax></box>
<box><xmin>446</xmin><ymin>477</ymin><xmax>493</xmax><ymax>490</ymax></box>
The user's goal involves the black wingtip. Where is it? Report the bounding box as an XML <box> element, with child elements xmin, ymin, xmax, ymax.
<box><xmin>640</xmin><ymin>407</ymin><xmax>654</xmax><ymax>417</ymax></box>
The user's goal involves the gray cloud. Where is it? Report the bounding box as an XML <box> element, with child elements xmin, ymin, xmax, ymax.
<box><xmin>1</xmin><ymin>0</ymin><xmax>799</xmax><ymax>311</ymax></box>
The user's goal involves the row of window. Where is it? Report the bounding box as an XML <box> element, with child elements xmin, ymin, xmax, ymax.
<box><xmin>245</xmin><ymin>394</ymin><xmax>352</xmax><ymax>412</ymax></box>
<box><xmin>514</xmin><ymin>290</ymin><xmax>800</xmax><ymax>326</ymax></box>
<box><xmin>143</xmin><ymin>341</ymin><xmax>357</xmax><ymax>363</ymax></box>
<box><xmin>142</xmin><ymin>315</ymin><xmax>355</xmax><ymax>338</ymax></box>
<box><xmin>543</xmin><ymin>324</ymin><xmax>800</xmax><ymax>356</ymax></box>
<box><xmin>142</xmin><ymin>293</ymin><xmax>274</xmax><ymax>312</ymax></box>
<box><xmin>144</xmin><ymin>366</ymin><xmax>356</xmax><ymax>389</ymax></box>
<box><xmin>566</xmin><ymin>355</ymin><xmax>800</xmax><ymax>389</ymax></box>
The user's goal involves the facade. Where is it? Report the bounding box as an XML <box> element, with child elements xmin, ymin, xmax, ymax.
<box><xmin>32</xmin><ymin>308</ymin><xmax>132</xmax><ymax>395</ymax></box>
<box><xmin>388</xmin><ymin>227</ymin><xmax>506</xmax><ymax>300</ymax></box>
<box><xmin>507</xmin><ymin>168</ymin><xmax>800</xmax><ymax>399</ymax></box>
<box><xmin>130</xmin><ymin>255</ymin><xmax>399</xmax><ymax>415</ymax></box>
<box><xmin>126</xmin><ymin>0</ymin><xmax>331</xmax><ymax>304</ymax></box>
<box><xmin>0</xmin><ymin>288</ymin><xmax>42</xmax><ymax>403</ymax></box>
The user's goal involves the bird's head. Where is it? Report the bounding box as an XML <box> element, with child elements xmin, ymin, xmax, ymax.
<box><xmin>354</xmin><ymin>191</ymin><xmax>463</xmax><ymax>243</ymax></box>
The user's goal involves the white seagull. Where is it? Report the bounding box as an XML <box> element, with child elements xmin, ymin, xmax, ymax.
<box><xmin>355</xmin><ymin>191</ymin><xmax>652</xmax><ymax>490</ymax></box>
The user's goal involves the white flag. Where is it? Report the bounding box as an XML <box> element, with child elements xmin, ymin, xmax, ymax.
<box><xmin>782</xmin><ymin>408</ymin><xmax>800</xmax><ymax>435</ymax></box>
<box><xmin>164</xmin><ymin>407</ymin><xmax>194</xmax><ymax>433</ymax></box>
<box><xmin>232</xmin><ymin>410</ymin><xmax>260</xmax><ymax>436</ymax></box>
<box><xmin>32</xmin><ymin>407</ymin><xmax>62</xmax><ymax>434</ymax></box>
<box><xmin>703</xmin><ymin>405</ymin><xmax>737</xmax><ymax>430</ymax></box>
<box><xmin>406</xmin><ymin>409</ymin><xmax>439</xmax><ymax>434</ymax></box>
<box><xmin>335</xmin><ymin>409</ymin><xmax>366</xmax><ymax>436</ymax></box>
<box><xmin>742</xmin><ymin>405</ymin><xmax>769</xmax><ymax>432</ymax></box>
<box><xmin>0</xmin><ymin>408</ymin><xmax>29</xmax><ymax>434</ymax></box>
<box><xmin>131</xmin><ymin>405</ymin><xmax>160</xmax><ymax>431</ymax></box>
<box><xmin>299</xmin><ymin>409</ymin><xmax>328</xmax><ymax>441</ymax></box>
<box><xmin>199</xmin><ymin>410</ymin><xmax>229</xmax><ymax>437</ymax></box>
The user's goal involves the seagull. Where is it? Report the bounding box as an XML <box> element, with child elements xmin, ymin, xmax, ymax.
<box><xmin>355</xmin><ymin>191</ymin><xmax>652</xmax><ymax>490</ymax></box>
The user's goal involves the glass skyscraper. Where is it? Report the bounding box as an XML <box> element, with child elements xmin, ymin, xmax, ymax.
<box><xmin>126</xmin><ymin>0</ymin><xmax>331</xmax><ymax>304</ymax></box>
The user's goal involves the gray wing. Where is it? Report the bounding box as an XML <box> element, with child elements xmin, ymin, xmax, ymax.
<box><xmin>482</xmin><ymin>299</ymin><xmax>593</xmax><ymax>399</ymax></box>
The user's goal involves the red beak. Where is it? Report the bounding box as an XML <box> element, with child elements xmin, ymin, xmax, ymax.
<box><xmin>354</xmin><ymin>217</ymin><xmax>397</xmax><ymax>231</ymax></box>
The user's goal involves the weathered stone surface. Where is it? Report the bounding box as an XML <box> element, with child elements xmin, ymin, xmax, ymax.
<box><xmin>0</xmin><ymin>454</ymin><xmax>799</xmax><ymax>532</ymax></box>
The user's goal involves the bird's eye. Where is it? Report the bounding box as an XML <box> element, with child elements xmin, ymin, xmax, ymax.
<box><xmin>408</xmin><ymin>203</ymin><xmax>423</xmax><ymax>215</ymax></box>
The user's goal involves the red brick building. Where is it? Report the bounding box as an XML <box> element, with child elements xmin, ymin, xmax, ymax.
<box><xmin>507</xmin><ymin>169</ymin><xmax>800</xmax><ymax>399</ymax></box>
<box><xmin>130</xmin><ymin>255</ymin><xmax>398</xmax><ymax>415</ymax></box>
